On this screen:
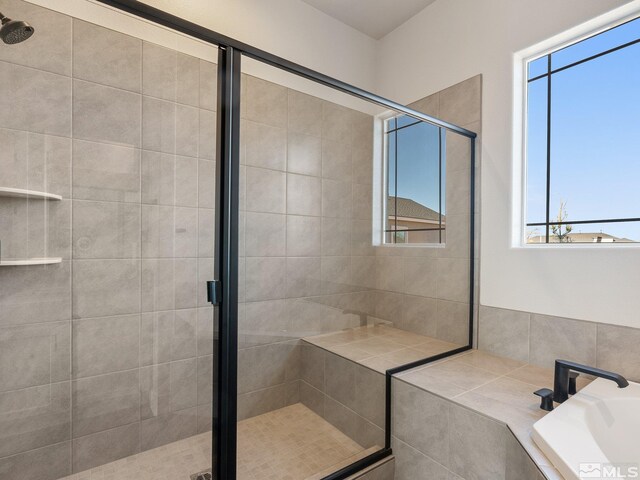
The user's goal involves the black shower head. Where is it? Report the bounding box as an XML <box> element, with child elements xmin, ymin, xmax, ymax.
<box><xmin>0</xmin><ymin>12</ymin><xmax>34</xmax><ymax>45</ymax></box>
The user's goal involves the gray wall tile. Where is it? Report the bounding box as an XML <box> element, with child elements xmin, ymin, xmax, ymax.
<box><xmin>72</xmin><ymin>140</ymin><xmax>140</xmax><ymax>203</ymax></box>
<box><xmin>141</xmin><ymin>150</ymin><xmax>175</xmax><ymax>205</ymax></box>
<box><xmin>597</xmin><ymin>323</ymin><xmax>640</xmax><ymax>381</ymax></box>
<box><xmin>176</xmin><ymin>106</ymin><xmax>199</xmax><ymax>158</ymax></box>
<box><xmin>73</xmin><ymin>80</ymin><xmax>140</xmax><ymax>147</ymax></box>
<box><xmin>245</xmin><ymin>257</ymin><xmax>286</xmax><ymax>301</ymax></box>
<box><xmin>141</xmin><ymin>205</ymin><xmax>174</xmax><ymax>258</ymax></box>
<box><xmin>142</xmin><ymin>42</ymin><xmax>176</xmax><ymax>101</ymax></box>
<box><xmin>0</xmin><ymin>441</ymin><xmax>71</xmax><ymax>480</ymax></box>
<box><xmin>72</xmin><ymin>259</ymin><xmax>140</xmax><ymax>318</ymax></box>
<box><xmin>238</xmin><ymin>343</ymin><xmax>288</xmax><ymax>394</ymax></box>
<box><xmin>176</xmin><ymin>53</ymin><xmax>200</xmax><ymax>107</ymax></box>
<box><xmin>288</xmin><ymin>132</ymin><xmax>321</xmax><ymax>176</ymax></box>
<box><xmin>393</xmin><ymin>438</ymin><xmax>451</xmax><ymax>480</ymax></box>
<box><xmin>139</xmin><ymin>363</ymin><xmax>170</xmax><ymax>420</ymax></box>
<box><xmin>439</xmin><ymin>75</ymin><xmax>482</xmax><ymax>126</ymax></box>
<box><xmin>72</xmin><ymin>422</ymin><xmax>139</xmax><ymax>472</ymax></box>
<box><xmin>0</xmin><ymin>62</ymin><xmax>71</xmax><ymax>136</ymax></box>
<box><xmin>478</xmin><ymin>306</ymin><xmax>530</xmax><ymax>363</ymax></box>
<box><xmin>237</xmin><ymin>384</ymin><xmax>287</xmax><ymax>421</ymax></box>
<box><xmin>72</xmin><ymin>369</ymin><xmax>139</xmax><ymax>437</ymax></box>
<box><xmin>199</xmin><ymin>60</ymin><xmax>217</xmax><ymax>111</ymax></box>
<box><xmin>0</xmin><ymin>322</ymin><xmax>70</xmax><ymax>392</ymax></box>
<box><xmin>174</xmin><ymin>258</ymin><xmax>198</xmax><ymax>309</ymax></box>
<box><xmin>243</xmin><ymin>75</ymin><xmax>287</xmax><ymax>128</ymax></box>
<box><xmin>529</xmin><ymin>314</ymin><xmax>596</xmax><ymax>369</ymax></box>
<box><xmin>170</xmin><ymin>358</ymin><xmax>198</xmax><ymax>411</ymax></box>
<box><xmin>393</xmin><ymin>380</ymin><xmax>450</xmax><ymax>466</ymax></box>
<box><xmin>505</xmin><ymin>430</ymin><xmax>542</xmax><ymax>480</ymax></box>
<box><xmin>244</xmin><ymin>120</ymin><xmax>286</xmax><ymax>171</ymax></box>
<box><xmin>288</xmin><ymin>90</ymin><xmax>322</xmax><ymax>136</ymax></box>
<box><xmin>449</xmin><ymin>404</ymin><xmax>507</xmax><ymax>480</ymax></box>
<box><xmin>198</xmin><ymin>159</ymin><xmax>216</xmax><ymax>208</ymax></box>
<box><xmin>198</xmin><ymin>109</ymin><xmax>216</xmax><ymax>160</ymax></box>
<box><xmin>141</xmin><ymin>259</ymin><xmax>174</xmax><ymax>313</ymax></box>
<box><xmin>72</xmin><ymin>315</ymin><xmax>139</xmax><ymax>378</ymax></box>
<box><xmin>72</xmin><ymin>200</ymin><xmax>140</xmax><ymax>259</ymax></box>
<box><xmin>0</xmin><ymin>382</ymin><xmax>71</xmax><ymax>458</ymax></box>
<box><xmin>325</xmin><ymin>352</ymin><xmax>357</xmax><ymax>409</ymax></box>
<box><xmin>175</xmin><ymin>156</ymin><xmax>198</xmax><ymax>207</ymax></box>
<box><xmin>140</xmin><ymin>312</ymin><xmax>173</xmax><ymax>366</ymax></box>
<box><xmin>142</xmin><ymin>96</ymin><xmax>176</xmax><ymax>153</ymax></box>
<box><xmin>0</xmin><ymin>261</ymin><xmax>71</xmax><ymax>327</ymax></box>
<box><xmin>245</xmin><ymin>212</ymin><xmax>286</xmax><ymax>257</ymax></box>
<box><xmin>139</xmin><ymin>407</ymin><xmax>197</xmax><ymax>451</ymax></box>
<box><xmin>175</xmin><ymin>207</ymin><xmax>198</xmax><ymax>257</ymax></box>
<box><xmin>73</xmin><ymin>20</ymin><xmax>141</xmax><ymax>92</ymax></box>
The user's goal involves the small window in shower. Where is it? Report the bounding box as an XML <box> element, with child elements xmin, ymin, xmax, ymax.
<box><xmin>523</xmin><ymin>14</ymin><xmax>640</xmax><ymax>245</ymax></box>
<box><xmin>384</xmin><ymin>115</ymin><xmax>445</xmax><ymax>245</ymax></box>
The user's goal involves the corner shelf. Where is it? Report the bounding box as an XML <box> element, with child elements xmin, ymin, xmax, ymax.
<box><xmin>0</xmin><ymin>257</ymin><xmax>62</xmax><ymax>266</ymax></box>
<box><xmin>0</xmin><ymin>187</ymin><xmax>62</xmax><ymax>201</ymax></box>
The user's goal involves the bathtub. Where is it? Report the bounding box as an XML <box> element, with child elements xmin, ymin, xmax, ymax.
<box><xmin>532</xmin><ymin>377</ymin><xmax>640</xmax><ymax>480</ymax></box>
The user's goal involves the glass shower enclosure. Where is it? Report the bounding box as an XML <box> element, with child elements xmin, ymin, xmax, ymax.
<box><xmin>0</xmin><ymin>1</ymin><xmax>476</xmax><ymax>479</ymax></box>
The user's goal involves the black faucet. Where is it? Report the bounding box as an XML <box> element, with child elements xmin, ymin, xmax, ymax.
<box><xmin>553</xmin><ymin>359</ymin><xmax>629</xmax><ymax>403</ymax></box>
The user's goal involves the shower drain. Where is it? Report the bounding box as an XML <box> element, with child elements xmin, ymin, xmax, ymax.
<box><xmin>190</xmin><ymin>469</ymin><xmax>212</xmax><ymax>480</ymax></box>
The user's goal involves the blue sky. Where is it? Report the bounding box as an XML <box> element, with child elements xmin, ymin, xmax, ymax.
<box><xmin>387</xmin><ymin>120</ymin><xmax>445</xmax><ymax>218</ymax></box>
<box><xmin>527</xmin><ymin>17</ymin><xmax>640</xmax><ymax>241</ymax></box>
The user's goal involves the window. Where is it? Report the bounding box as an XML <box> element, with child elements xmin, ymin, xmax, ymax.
<box><xmin>524</xmin><ymin>15</ymin><xmax>640</xmax><ymax>244</ymax></box>
<box><xmin>384</xmin><ymin>116</ymin><xmax>445</xmax><ymax>245</ymax></box>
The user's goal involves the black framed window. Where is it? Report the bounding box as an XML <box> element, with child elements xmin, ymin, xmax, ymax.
<box><xmin>525</xmin><ymin>15</ymin><xmax>640</xmax><ymax>244</ymax></box>
<box><xmin>384</xmin><ymin>116</ymin><xmax>445</xmax><ymax>244</ymax></box>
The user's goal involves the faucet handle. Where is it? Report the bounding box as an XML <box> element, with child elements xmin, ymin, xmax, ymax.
<box><xmin>534</xmin><ymin>388</ymin><xmax>555</xmax><ymax>411</ymax></box>
<box><xmin>569</xmin><ymin>371</ymin><xmax>579</xmax><ymax>395</ymax></box>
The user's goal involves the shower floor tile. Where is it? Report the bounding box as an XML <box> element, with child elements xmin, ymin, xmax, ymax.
<box><xmin>59</xmin><ymin>403</ymin><xmax>366</xmax><ymax>480</ymax></box>
<box><xmin>304</xmin><ymin>325</ymin><xmax>462</xmax><ymax>373</ymax></box>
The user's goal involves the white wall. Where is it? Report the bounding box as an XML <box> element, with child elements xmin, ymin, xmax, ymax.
<box><xmin>376</xmin><ymin>0</ymin><xmax>640</xmax><ymax>328</ymax></box>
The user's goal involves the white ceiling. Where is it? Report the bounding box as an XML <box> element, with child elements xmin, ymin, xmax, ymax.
<box><xmin>300</xmin><ymin>0</ymin><xmax>437</xmax><ymax>39</ymax></box>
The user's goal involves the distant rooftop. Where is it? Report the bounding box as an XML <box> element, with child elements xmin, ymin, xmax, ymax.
<box><xmin>388</xmin><ymin>196</ymin><xmax>443</xmax><ymax>222</ymax></box>
<box><xmin>528</xmin><ymin>232</ymin><xmax>635</xmax><ymax>243</ymax></box>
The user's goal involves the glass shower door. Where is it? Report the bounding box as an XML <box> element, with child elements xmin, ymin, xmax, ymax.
<box><xmin>0</xmin><ymin>2</ymin><xmax>222</xmax><ymax>479</ymax></box>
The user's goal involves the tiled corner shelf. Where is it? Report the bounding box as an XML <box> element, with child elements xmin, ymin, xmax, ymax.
<box><xmin>0</xmin><ymin>188</ymin><xmax>62</xmax><ymax>266</ymax></box>
<box><xmin>0</xmin><ymin>187</ymin><xmax>62</xmax><ymax>201</ymax></box>
<box><xmin>0</xmin><ymin>257</ymin><xmax>62</xmax><ymax>266</ymax></box>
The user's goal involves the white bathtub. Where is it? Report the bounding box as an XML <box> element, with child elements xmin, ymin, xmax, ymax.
<box><xmin>533</xmin><ymin>377</ymin><xmax>640</xmax><ymax>480</ymax></box>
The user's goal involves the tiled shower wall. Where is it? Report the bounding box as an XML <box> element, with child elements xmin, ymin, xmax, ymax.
<box><xmin>235</xmin><ymin>75</ymin><xmax>481</xmax><ymax>417</ymax></box>
<box><xmin>236</xmin><ymin>74</ymin><xmax>381</xmax><ymax>418</ymax></box>
<box><xmin>0</xmin><ymin>1</ymin><xmax>217</xmax><ymax>477</ymax></box>
<box><xmin>478</xmin><ymin>305</ymin><xmax>640</xmax><ymax>382</ymax></box>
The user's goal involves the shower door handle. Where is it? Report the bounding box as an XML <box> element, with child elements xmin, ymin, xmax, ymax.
<box><xmin>207</xmin><ymin>280</ymin><xmax>222</xmax><ymax>306</ymax></box>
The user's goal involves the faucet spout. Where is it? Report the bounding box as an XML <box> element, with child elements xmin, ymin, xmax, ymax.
<box><xmin>553</xmin><ymin>359</ymin><xmax>629</xmax><ymax>403</ymax></box>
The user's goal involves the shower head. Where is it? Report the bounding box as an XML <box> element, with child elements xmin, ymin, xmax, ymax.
<box><xmin>0</xmin><ymin>12</ymin><xmax>34</xmax><ymax>45</ymax></box>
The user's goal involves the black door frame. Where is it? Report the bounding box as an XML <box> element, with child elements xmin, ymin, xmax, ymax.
<box><xmin>93</xmin><ymin>2</ymin><xmax>477</xmax><ymax>479</ymax></box>
<box><xmin>213</xmin><ymin>45</ymin><xmax>241</xmax><ymax>480</ymax></box>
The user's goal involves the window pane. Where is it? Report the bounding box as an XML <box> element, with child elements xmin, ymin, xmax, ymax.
<box><xmin>552</xmin><ymin>16</ymin><xmax>640</xmax><ymax>70</ymax></box>
<box><xmin>396</xmin><ymin>114</ymin><xmax>420</xmax><ymax>129</ymax></box>
<box><xmin>395</xmin><ymin>121</ymin><xmax>442</xmax><ymax>235</ymax></box>
<box><xmin>549</xmin><ymin>43</ymin><xmax>640</xmax><ymax>224</ymax></box>
<box><xmin>528</xmin><ymin>56</ymin><xmax>548</xmax><ymax>80</ymax></box>
<box><xmin>527</xmin><ymin>222</ymin><xmax>639</xmax><ymax>243</ymax></box>
<box><xmin>526</xmin><ymin>78</ymin><xmax>548</xmax><ymax>226</ymax></box>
